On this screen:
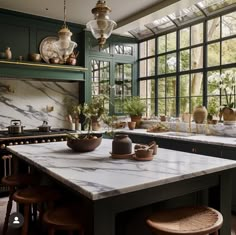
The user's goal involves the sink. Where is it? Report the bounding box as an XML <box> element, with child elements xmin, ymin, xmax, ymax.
<box><xmin>165</xmin><ymin>132</ymin><xmax>196</xmax><ymax>137</ymax></box>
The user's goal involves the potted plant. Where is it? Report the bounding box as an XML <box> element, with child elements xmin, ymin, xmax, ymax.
<box><xmin>207</xmin><ymin>99</ymin><xmax>219</xmax><ymax>124</ymax></box>
<box><xmin>124</xmin><ymin>96</ymin><xmax>146</xmax><ymax>127</ymax></box>
<box><xmin>208</xmin><ymin>71</ymin><xmax>236</xmax><ymax>124</ymax></box>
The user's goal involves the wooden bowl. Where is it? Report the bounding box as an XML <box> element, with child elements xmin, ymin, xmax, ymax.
<box><xmin>135</xmin><ymin>149</ymin><xmax>153</xmax><ymax>158</ymax></box>
<box><xmin>67</xmin><ymin>134</ymin><xmax>102</xmax><ymax>152</ymax></box>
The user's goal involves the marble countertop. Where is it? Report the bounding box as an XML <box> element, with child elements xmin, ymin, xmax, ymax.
<box><xmin>117</xmin><ymin>129</ymin><xmax>236</xmax><ymax>147</ymax></box>
<box><xmin>7</xmin><ymin>139</ymin><xmax>236</xmax><ymax>200</ymax></box>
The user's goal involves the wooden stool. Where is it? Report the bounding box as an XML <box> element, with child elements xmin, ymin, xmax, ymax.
<box><xmin>43</xmin><ymin>205</ymin><xmax>85</xmax><ymax>235</ymax></box>
<box><xmin>146</xmin><ymin>206</ymin><xmax>223</xmax><ymax>235</ymax></box>
<box><xmin>13</xmin><ymin>185</ymin><xmax>61</xmax><ymax>235</ymax></box>
<box><xmin>1</xmin><ymin>173</ymin><xmax>39</xmax><ymax>235</ymax></box>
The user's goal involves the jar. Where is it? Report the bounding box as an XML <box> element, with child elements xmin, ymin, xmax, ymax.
<box><xmin>112</xmin><ymin>134</ymin><xmax>132</xmax><ymax>155</ymax></box>
<box><xmin>5</xmin><ymin>47</ymin><xmax>12</xmax><ymax>60</ymax></box>
<box><xmin>193</xmin><ymin>106</ymin><xmax>208</xmax><ymax>124</ymax></box>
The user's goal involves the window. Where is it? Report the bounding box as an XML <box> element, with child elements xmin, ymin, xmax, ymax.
<box><xmin>138</xmin><ymin>9</ymin><xmax>236</xmax><ymax>117</ymax></box>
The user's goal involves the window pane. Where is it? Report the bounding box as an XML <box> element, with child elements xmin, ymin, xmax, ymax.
<box><xmin>158</xmin><ymin>78</ymin><xmax>165</xmax><ymax>98</ymax></box>
<box><xmin>167</xmin><ymin>32</ymin><xmax>176</xmax><ymax>52</ymax></box>
<box><xmin>140</xmin><ymin>80</ymin><xmax>147</xmax><ymax>99</ymax></box>
<box><xmin>191</xmin><ymin>46</ymin><xmax>203</xmax><ymax>69</ymax></box>
<box><xmin>191</xmin><ymin>97</ymin><xmax>203</xmax><ymax>112</ymax></box>
<box><xmin>180</xmin><ymin>75</ymin><xmax>189</xmax><ymax>97</ymax></box>
<box><xmin>180</xmin><ymin>49</ymin><xmax>190</xmax><ymax>71</ymax></box>
<box><xmin>158</xmin><ymin>35</ymin><xmax>166</xmax><ymax>54</ymax></box>
<box><xmin>207</xmin><ymin>42</ymin><xmax>220</xmax><ymax>67</ymax></box>
<box><xmin>191</xmin><ymin>23</ymin><xmax>203</xmax><ymax>45</ymax></box>
<box><xmin>147</xmin><ymin>58</ymin><xmax>155</xmax><ymax>76</ymax></box>
<box><xmin>180</xmin><ymin>97</ymin><xmax>190</xmax><ymax>114</ymax></box>
<box><xmin>222</xmin><ymin>12</ymin><xmax>236</xmax><ymax>38</ymax></box>
<box><xmin>207</xmin><ymin>17</ymin><xmax>220</xmax><ymax>41</ymax></box>
<box><xmin>222</xmin><ymin>38</ymin><xmax>236</xmax><ymax>64</ymax></box>
<box><xmin>191</xmin><ymin>73</ymin><xmax>203</xmax><ymax>96</ymax></box>
<box><xmin>140</xmin><ymin>41</ymin><xmax>146</xmax><ymax>58</ymax></box>
<box><xmin>158</xmin><ymin>99</ymin><xmax>165</xmax><ymax>115</ymax></box>
<box><xmin>157</xmin><ymin>55</ymin><xmax>166</xmax><ymax>74</ymax></box>
<box><xmin>114</xmin><ymin>98</ymin><xmax>123</xmax><ymax>113</ymax></box>
<box><xmin>139</xmin><ymin>60</ymin><xmax>146</xmax><ymax>77</ymax></box>
<box><xmin>180</xmin><ymin>27</ymin><xmax>190</xmax><ymax>48</ymax></box>
<box><xmin>166</xmin><ymin>53</ymin><xmax>176</xmax><ymax>73</ymax></box>
<box><xmin>166</xmin><ymin>77</ymin><xmax>176</xmax><ymax>97</ymax></box>
<box><xmin>147</xmin><ymin>39</ymin><xmax>155</xmax><ymax>56</ymax></box>
<box><xmin>207</xmin><ymin>70</ymin><xmax>220</xmax><ymax>96</ymax></box>
<box><xmin>166</xmin><ymin>98</ymin><xmax>176</xmax><ymax>116</ymax></box>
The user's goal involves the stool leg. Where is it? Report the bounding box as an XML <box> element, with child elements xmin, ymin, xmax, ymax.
<box><xmin>32</xmin><ymin>204</ymin><xmax>37</xmax><ymax>221</ymax></box>
<box><xmin>48</xmin><ymin>227</ymin><xmax>55</xmax><ymax>235</ymax></box>
<box><xmin>21</xmin><ymin>204</ymin><xmax>30</xmax><ymax>235</ymax></box>
<box><xmin>68</xmin><ymin>231</ymin><xmax>73</xmax><ymax>235</ymax></box>
<box><xmin>2</xmin><ymin>186</ymin><xmax>14</xmax><ymax>235</ymax></box>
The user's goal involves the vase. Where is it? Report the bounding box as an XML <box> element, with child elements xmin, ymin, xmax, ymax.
<box><xmin>5</xmin><ymin>47</ymin><xmax>12</xmax><ymax>60</ymax></box>
<box><xmin>222</xmin><ymin>107</ymin><xmax>236</xmax><ymax>125</ymax></box>
<box><xmin>193</xmin><ymin>106</ymin><xmax>208</xmax><ymax>124</ymax></box>
<box><xmin>128</xmin><ymin>121</ymin><xmax>136</xmax><ymax>130</ymax></box>
<box><xmin>112</xmin><ymin>134</ymin><xmax>132</xmax><ymax>155</ymax></box>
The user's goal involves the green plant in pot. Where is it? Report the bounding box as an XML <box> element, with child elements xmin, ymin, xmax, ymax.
<box><xmin>207</xmin><ymin>99</ymin><xmax>219</xmax><ymax>124</ymax></box>
<box><xmin>124</xmin><ymin>96</ymin><xmax>146</xmax><ymax>128</ymax></box>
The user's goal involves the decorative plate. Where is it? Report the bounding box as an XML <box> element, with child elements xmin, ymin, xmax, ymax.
<box><xmin>109</xmin><ymin>152</ymin><xmax>134</xmax><ymax>159</ymax></box>
<box><xmin>39</xmin><ymin>36</ymin><xmax>59</xmax><ymax>63</ymax></box>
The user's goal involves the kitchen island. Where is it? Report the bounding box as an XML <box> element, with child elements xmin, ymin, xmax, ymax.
<box><xmin>7</xmin><ymin>139</ymin><xmax>236</xmax><ymax>235</ymax></box>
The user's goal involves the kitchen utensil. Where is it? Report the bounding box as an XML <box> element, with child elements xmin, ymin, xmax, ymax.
<box><xmin>7</xmin><ymin>120</ymin><xmax>24</xmax><ymax>134</ymax></box>
<box><xmin>38</xmin><ymin>121</ymin><xmax>51</xmax><ymax>132</ymax></box>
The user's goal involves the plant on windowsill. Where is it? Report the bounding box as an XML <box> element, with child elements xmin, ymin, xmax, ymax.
<box><xmin>207</xmin><ymin>99</ymin><xmax>219</xmax><ymax>124</ymax></box>
<box><xmin>208</xmin><ymin>71</ymin><xmax>236</xmax><ymax>124</ymax></box>
<box><xmin>124</xmin><ymin>96</ymin><xmax>146</xmax><ymax>128</ymax></box>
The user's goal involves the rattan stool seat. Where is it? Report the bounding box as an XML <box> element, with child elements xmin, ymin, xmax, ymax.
<box><xmin>13</xmin><ymin>185</ymin><xmax>61</xmax><ymax>204</ymax></box>
<box><xmin>146</xmin><ymin>206</ymin><xmax>223</xmax><ymax>235</ymax></box>
<box><xmin>43</xmin><ymin>205</ymin><xmax>84</xmax><ymax>235</ymax></box>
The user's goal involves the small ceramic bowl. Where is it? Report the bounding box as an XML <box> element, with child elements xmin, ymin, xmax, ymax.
<box><xmin>135</xmin><ymin>149</ymin><xmax>153</xmax><ymax>158</ymax></box>
<box><xmin>29</xmin><ymin>53</ymin><xmax>41</xmax><ymax>62</ymax></box>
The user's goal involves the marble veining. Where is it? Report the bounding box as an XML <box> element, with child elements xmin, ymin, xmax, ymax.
<box><xmin>0</xmin><ymin>80</ymin><xmax>78</xmax><ymax>129</ymax></box>
<box><xmin>7</xmin><ymin>139</ymin><xmax>236</xmax><ymax>200</ymax></box>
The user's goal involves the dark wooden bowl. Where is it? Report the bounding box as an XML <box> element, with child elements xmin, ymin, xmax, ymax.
<box><xmin>67</xmin><ymin>134</ymin><xmax>102</xmax><ymax>152</ymax></box>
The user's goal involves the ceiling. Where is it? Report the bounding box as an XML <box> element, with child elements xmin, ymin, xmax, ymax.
<box><xmin>0</xmin><ymin>0</ymin><xmax>201</xmax><ymax>36</ymax></box>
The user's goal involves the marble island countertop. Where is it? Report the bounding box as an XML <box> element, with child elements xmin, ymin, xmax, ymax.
<box><xmin>117</xmin><ymin>129</ymin><xmax>236</xmax><ymax>148</ymax></box>
<box><xmin>7</xmin><ymin>139</ymin><xmax>236</xmax><ymax>200</ymax></box>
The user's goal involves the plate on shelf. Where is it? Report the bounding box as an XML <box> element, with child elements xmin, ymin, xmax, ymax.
<box><xmin>39</xmin><ymin>36</ymin><xmax>59</xmax><ymax>63</ymax></box>
<box><xmin>110</xmin><ymin>152</ymin><xmax>134</xmax><ymax>159</ymax></box>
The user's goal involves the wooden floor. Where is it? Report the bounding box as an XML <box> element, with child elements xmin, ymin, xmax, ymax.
<box><xmin>1</xmin><ymin>197</ymin><xmax>236</xmax><ymax>235</ymax></box>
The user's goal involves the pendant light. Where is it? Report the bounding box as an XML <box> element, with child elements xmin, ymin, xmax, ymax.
<box><xmin>86</xmin><ymin>1</ymin><xmax>117</xmax><ymax>48</ymax></box>
<box><xmin>53</xmin><ymin>0</ymin><xmax>77</xmax><ymax>63</ymax></box>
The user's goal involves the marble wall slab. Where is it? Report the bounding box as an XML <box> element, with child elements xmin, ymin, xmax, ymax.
<box><xmin>0</xmin><ymin>79</ymin><xmax>79</xmax><ymax>129</ymax></box>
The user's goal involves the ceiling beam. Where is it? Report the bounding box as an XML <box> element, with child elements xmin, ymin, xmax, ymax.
<box><xmin>116</xmin><ymin>0</ymin><xmax>180</xmax><ymax>28</ymax></box>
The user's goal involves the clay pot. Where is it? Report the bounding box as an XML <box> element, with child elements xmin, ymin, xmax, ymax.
<box><xmin>135</xmin><ymin>149</ymin><xmax>153</xmax><ymax>158</ymax></box>
<box><xmin>193</xmin><ymin>106</ymin><xmax>208</xmax><ymax>124</ymax></box>
<box><xmin>130</xmin><ymin>115</ymin><xmax>142</xmax><ymax>128</ymax></box>
<box><xmin>128</xmin><ymin>121</ymin><xmax>136</xmax><ymax>130</ymax></box>
<box><xmin>112</xmin><ymin>134</ymin><xmax>132</xmax><ymax>155</ymax></box>
<box><xmin>222</xmin><ymin>107</ymin><xmax>236</xmax><ymax>125</ymax></box>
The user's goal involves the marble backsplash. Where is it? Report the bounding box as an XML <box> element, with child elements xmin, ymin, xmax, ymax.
<box><xmin>0</xmin><ymin>79</ymin><xmax>79</xmax><ymax>130</ymax></box>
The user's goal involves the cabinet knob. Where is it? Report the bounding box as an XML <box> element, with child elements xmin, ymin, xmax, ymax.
<box><xmin>53</xmin><ymin>139</ymin><xmax>57</xmax><ymax>142</ymax></box>
<box><xmin>47</xmin><ymin>139</ymin><xmax>51</xmax><ymax>142</ymax></box>
<box><xmin>14</xmin><ymin>142</ymin><xmax>18</xmax><ymax>145</ymax></box>
<box><xmin>20</xmin><ymin>141</ymin><xmax>24</xmax><ymax>145</ymax></box>
<box><xmin>34</xmin><ymin>140</ymin><xmax>38</xmax><ymax>144</ymax></box>
<box><xmin>9</xmin><ymin>142</ymin><xmax>13</xmax><ymax>146</ymax></box>
<box><xmin>41</xmin><ymin>140</ymin><xmax>45</xmax><ymax>143</ymax></box>
<box><xmin>60</xmin><ymin>138</ymin><xmax>64</xmax><ymax>141</ymax></box>
<box><xmin>26</xmin><ymin>141</ymin><xmax>29</xmax><ymax>144</ymax></box>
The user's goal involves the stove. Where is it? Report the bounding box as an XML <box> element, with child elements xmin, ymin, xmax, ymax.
<box><xmin>0</xmin><ymin>128</ymin><xmax>76</xmax><ymax>195</ymax></box>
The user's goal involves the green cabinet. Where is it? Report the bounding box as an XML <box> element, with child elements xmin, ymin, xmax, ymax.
<box><xmin>84</xmin><ymin>32</ymin><xmax>138</xmax><ymax>114</ymax></box>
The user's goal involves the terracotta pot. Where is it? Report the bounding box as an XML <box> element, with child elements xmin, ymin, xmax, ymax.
<box><xmin>135</xmin><ymin>149</ymin><xmax>153</xmax><ymax>158</ymax></box>
<box><xmin>130</xmin><ymin>115</ymin><xmax>142</xmax><ymax>128</ymax></box>
<box><xmin>91</xmin><ymin>121</ymin><xmax>101</xmax><ymax>131</ymax></box>
<box><xmin>193</xmin><ymin>106</ymin><xmax>208</xmax><ymax>124</ymax></box>
<box><xmin>112</xmin><ymin>134</ymin><xmax>132</xmax><ymax>155</ymax></box>
<box><xmin>128</xmin><ymin>121</ymin><xmax>136</xmax><ymax>130</ymax></box>
<box><xmin>222</xmin><ymin>107</ymin><xmax>236</xmax><ymax>125</ymax></box>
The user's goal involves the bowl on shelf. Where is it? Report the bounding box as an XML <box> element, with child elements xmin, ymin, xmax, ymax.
<box><xmin>29</xmin><ymin>53</ymin><xmax>42</xmax><ymax>62</ymax></box>
<box><xmin>135</xmin><ymin>148</ymin><xmax>153</xmax><ymax>159</ymax></box>
<box><xmin>67</xmin><ymin>134</ymin><xmax>102</xmax><ymax>152</ymax></box>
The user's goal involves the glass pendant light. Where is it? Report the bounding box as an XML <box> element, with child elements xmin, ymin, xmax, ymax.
<box><xmin>86</xmin><ymin>1</ymin><xmax>117</xmax><ymax>48</ymax></box>
<box><xmin>53</xmin><ymin>0</ymin><xmax>77</xmax><ymax>63</ymax></box>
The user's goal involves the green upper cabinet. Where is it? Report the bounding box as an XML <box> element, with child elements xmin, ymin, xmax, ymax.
<box><xmin>0</xmin><ymin>9</ymin><xmax>86</xmax><ymax>81</ymax></box>
<box><xmin>83</xmin><ymin>31</ymin><xmax>138</xmax><ymax>114</ymax></box>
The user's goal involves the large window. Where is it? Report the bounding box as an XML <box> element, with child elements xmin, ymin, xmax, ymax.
<box><xmin>139</xmin><ymin>10</ymin><xmax>236</xmax><ymax>117</ymax></box>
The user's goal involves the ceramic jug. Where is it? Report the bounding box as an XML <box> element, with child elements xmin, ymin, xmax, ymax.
<box><xmin>5</xmin><ymin>47</ymin><xmax>12</xmax><ymax>60</ymax></box>
<box><xmin>193</xmin><ymin>106</ymin><xmax>208</xmax><ymax>124</ymax></box>
<box><xmin>112</xmin><ymin>134</ymin><xmax>132</xmax><ymax>155</ymax></box>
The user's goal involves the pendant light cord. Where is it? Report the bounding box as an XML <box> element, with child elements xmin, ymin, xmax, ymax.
<box><xmin>63</xmin><ymin>0</ymin><xmax>67</xmax><ymax>28</ymax></box>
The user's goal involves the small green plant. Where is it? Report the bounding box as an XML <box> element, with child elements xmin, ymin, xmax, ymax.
<box><xmin>207</xmin><ymin>99</ymin><xmax>219</xmax><ymax>120</ymax></box>
<box><xmin>124</xmin><ymin>96</ymin><xmax>146</xmax><ymax>116</ymax></box>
